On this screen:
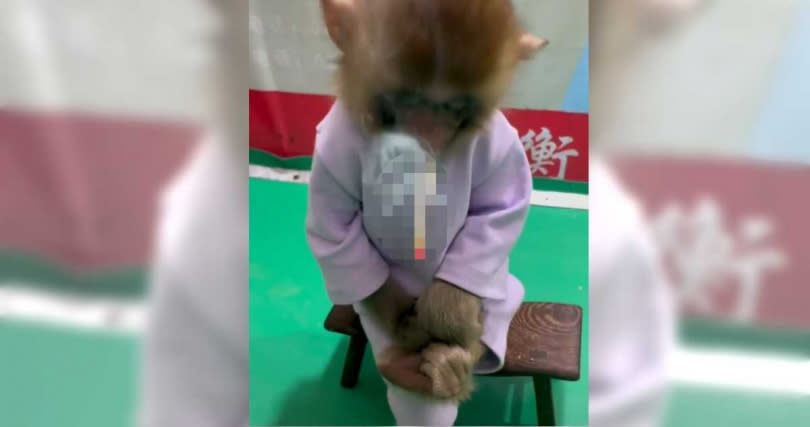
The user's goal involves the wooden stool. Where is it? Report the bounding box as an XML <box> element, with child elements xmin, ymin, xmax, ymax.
<box><xmin>324</xmin><ymin>302</ymin><xmax>583</xmax><ymax>426</ymax></box>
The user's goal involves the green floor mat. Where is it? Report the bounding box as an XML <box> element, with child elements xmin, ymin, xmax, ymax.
<box><xmin>663</xmin><ymin>385</ymin><xmax>810</xmax><ymax>426</ymax></box>
<box><xmin>0</xmin><ymin>320</ymin><xmax>138</xmax><ymax>427</ymax></box>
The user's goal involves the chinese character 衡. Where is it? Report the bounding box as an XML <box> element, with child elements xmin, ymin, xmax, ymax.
<box><xmin>521</xmin><ymin>127</ymin><xmax>579</xmax><ymax>179</ymax></box>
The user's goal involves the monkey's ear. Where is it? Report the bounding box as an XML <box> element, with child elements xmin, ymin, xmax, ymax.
<box><xmin>517</xmin><ymin>34</ymin><xmax>549</xmax><ymax>60</ymax></box>
<box><xmin>321</xmin><ymin>0</ymin><xmax>356</xmax><ymax>51</ymax></box>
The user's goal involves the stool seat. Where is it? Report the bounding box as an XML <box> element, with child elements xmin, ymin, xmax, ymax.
<box><xmin>489</xmin><ymin>303</ymin><xmax>582</xmax><ymax>380</ymax></box>
<box><xmin>324</xmin><ymin>304</ymin><xmax>364</xmax><ymax>336</ymax></box>
<box><xmin>324</xmin><ymin>302</ymin><xmax>582</xmax><ymax>380</ymax></box>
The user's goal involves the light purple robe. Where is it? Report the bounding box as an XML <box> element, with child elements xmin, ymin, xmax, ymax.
<box><xmin>305</xmin><ymin>102</ymin><xmax>531</xmax><ymax>372</ymax></box>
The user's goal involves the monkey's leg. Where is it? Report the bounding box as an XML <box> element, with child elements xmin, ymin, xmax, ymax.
<box><xmin>354</xmin><ymin>303</ymin><xmax>460</xmax><ymax>426</ymax></box>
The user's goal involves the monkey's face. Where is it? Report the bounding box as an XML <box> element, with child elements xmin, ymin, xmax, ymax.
<box><xmin>369</xmin><ymin>89</ymin><xmax>484</xmax><ymax>155</ymax></box>
<box><xmin>322</xmin><ymin>0</ymin><xmax>547</xmax><ymax>155</ymax></box>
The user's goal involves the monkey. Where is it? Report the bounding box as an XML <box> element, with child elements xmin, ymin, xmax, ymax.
<box><xmin>307</xmin><ymin>0</ymin><xmax>545</xmax><ymax>414</ymax></box>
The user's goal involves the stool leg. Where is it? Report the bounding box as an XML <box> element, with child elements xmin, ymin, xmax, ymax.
<box><xmin>533</xmin><ymin>376</ymin><xmax>555</xmax><ymax>426</ymax></box>
<box><xmin>340</xmin><ymin>333</ymin><xmax>368</xmax><ymax>388</ymax></box>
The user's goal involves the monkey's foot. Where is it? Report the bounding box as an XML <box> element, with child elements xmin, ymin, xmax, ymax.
<box><xmin>420</xmin><ymin>343</ymin><xmax>476</xmax><ymax>402</ymax></box>
<box><xmin>377</xmin><ymin>345</ymin><xmax>434</xmax><ymax>395</ymax></box>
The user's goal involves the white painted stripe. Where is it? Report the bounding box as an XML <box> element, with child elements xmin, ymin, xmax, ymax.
<box><xmin>670</xmin><ymin>346</ymin><xmax>810</xmax><ymax>395</ymax></box>
<box><xmin>248</xmin><ymin>164</ymin><xmax>311</xmax><ymax>184</ymax></box>
<box><xmin>0</xmin><ymin>284</ymin><xmax>145</xmax><ymax>335</ymax></box>
<box><xmin>530</xmin><ymin>190</ymin><xmax>589</xmax><ymax>210</ymax></box>
<box><xmin>249</xmin><ymin>164</ymin><xmax>589</xmax><ymax>210</ymax></box>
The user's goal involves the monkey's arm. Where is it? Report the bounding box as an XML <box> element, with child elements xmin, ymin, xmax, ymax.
<box><xmin>411</xmin><ymin>122</ymin><xmax>533</xmax><ymax>400</ymax></box>
<box><xmin>306</xmin><ymin>152</ymin><xmax>432</xmax><ymax>391</ymax></box>
<box><xmin>406</xmin><ymin>120</ymin><xmax>533</xmax><ymax>351</ymax></box>
<box><xmin>305</xmin><ymin>148</ymin><xmax>432</xmax><ymax>391</ymax></box>
<box><xmin>433</xmin><ymin>124</ymin><xmax>532</xmax><ymax>302</ymax></box>
<box><xmin>305</xmin><ymin>152</ymin><xmax>390</xmax><ymax>306</ymax></box>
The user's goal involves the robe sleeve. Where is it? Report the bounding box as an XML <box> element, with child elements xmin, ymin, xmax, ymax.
<box><xmin>305</xmin><ymin>110</ymin><xmax>390</xmax><ymax>305</ymax></box>
<box><xmin>434</xmin><ymin>124</ymin><xmax>532</xmax><ymax>300</ymax></box>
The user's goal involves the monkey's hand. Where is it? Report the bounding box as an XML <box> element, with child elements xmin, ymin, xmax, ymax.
<box><xmin>409</xmin><ymin>280</ymin><xmax>487</xmax><ymax>402</ymax></box>
<box><xmin>393</xmin><ymin>306</ymin><xmax>433</xmax><ymax>352</ymax></box>
<box><xmin>415</xmin><ymin>279</ymin><xmax>484</xmax><ymax>350</ymax></box>
<box><xmin>420</xmin><ymin>343</ymin><xmax>476</xmax><ymax>402</ymax></box>
<box><xmin>378</xmin><ymin>343</ymin><xmax>480</xmax><ymax>402</ymax></box>
<box><xmin>359</xmin><ymin>277</ymin><xmax>417</xmax><ymax>337</ymax></box>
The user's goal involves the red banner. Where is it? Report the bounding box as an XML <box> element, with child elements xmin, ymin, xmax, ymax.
<box><xmin>0</xmin><ymin>109</ymin><xmax>196</xmax><ymax>270</ymax></box>
<box><xmin>613</xmin><ymin>156</ymin><xmax>810</xmax><ymax>329</ymax></box>
<box><xmin>250</xmin><ymin>90</ymin><xmax>589</xmax><ymax>182</ymax></box>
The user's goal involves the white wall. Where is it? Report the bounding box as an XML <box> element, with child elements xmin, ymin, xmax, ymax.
<box><xmin>0</xmin><ymin>0</ymin><xmax>216</xmax><ymax>120</ymax></box>
<box><xmin>596</xmin><ymin>0</ymin><xmax>802</xmax><ymax>158</ymax></box>
<box><xmin>249</xmin><ymin>0</ymin><xmax>588</xmax><ymax>111</ymax></box>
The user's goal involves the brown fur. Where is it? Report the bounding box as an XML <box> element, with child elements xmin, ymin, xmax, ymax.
<box><xmin>414</xmin><ymin>280</ymin><xmax>486</xmax><ymax>401</ymax></box>
<box><xmin>323</xmin><ymin>0</ymin><xmax>535</xmax><ymax>138</ymax></box>
<box><xmin>385</xmin><ymin>279</ymin><xmax>486</xmax><ymax>402</ymax></box>
<box><xmin>415</xmin><ymin>280</ymin><xmax>484</xmax><ymax>350</ymax></box>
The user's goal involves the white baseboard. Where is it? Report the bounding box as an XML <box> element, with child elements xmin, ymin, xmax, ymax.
<box><xmin>0</xmin><ymin>283</ymin><xmax>144</xmax><ymax>335</ymax></box>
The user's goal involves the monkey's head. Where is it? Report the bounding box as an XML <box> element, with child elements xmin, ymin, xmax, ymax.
<box><xmin>321</xmin><ymin>0</ymin><xmax>546</xmax><ymax>155</ymax></box>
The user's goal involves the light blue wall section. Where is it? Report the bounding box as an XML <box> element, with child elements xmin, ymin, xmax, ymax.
<box><xmin>561</xmin><ymin>43</ymin><xmax>589</xmax><ymax>114</ymax></box>
<box><xmin>749</xmin><ymin>5</ymin><xmax>810</xmax><ymax>164</ymax></box>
